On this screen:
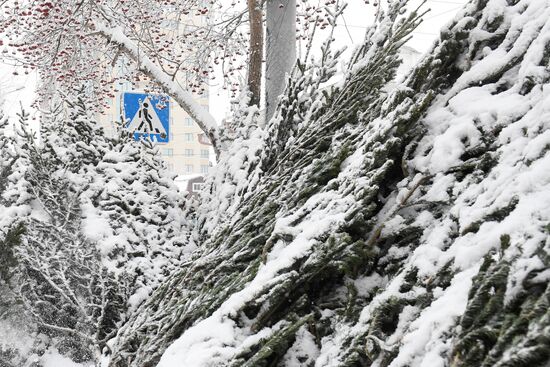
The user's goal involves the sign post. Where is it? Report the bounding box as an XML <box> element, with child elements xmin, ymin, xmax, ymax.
<box><xmin>123</xmin><ymin>92</ymin><xmax>170</xmax><ymax>143</ymax></box>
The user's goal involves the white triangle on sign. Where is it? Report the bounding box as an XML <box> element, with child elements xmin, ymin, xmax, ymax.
<box><xmin>126</xmin><ymin>97</ymin><xmax>167</xmax><ymax>138</ymax></box>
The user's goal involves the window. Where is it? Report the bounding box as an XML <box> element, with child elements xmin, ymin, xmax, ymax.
<box><xmin>162</xmin><ymin>148</ymin><xmax>173</xmax><ymax>156</ymax></box>
<box><xmin>167</xmin><ymin>163</ymin><xmax>174</xmax><ymax>171</ymax></box>
<box><xmin>185</xmin><ymin>133</ymin><xmax>194</xmax><ymax>141</ymax></box>
<box><xmin>200</xmin><ymin>165</ymin><xmax>209</xmax><ymax>174</ymax></box>
<box><xmin>186</xmin><ymin>165</ymin><xmax>194</xmax><ymax>173</ymax></box>
<box><xmin>185</xmin><ymin>118</ymin><xmax>194</xmax><ymax>126</ymax></box>
<box><xmin>200</xmin><ymin>149</ymin><xmax>209</xmax><ymax>159</ymax></box>
<box><xmin>192</xmin><ymin>183</ymin><xmax>204</xmax><ymax>191</ymax></box>
<box><xmin>185</xmin><ymin>149</ymin><xmax>194</xmax><ymax>157</ymax></box>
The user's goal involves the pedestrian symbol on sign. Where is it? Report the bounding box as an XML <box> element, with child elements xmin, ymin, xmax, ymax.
<box><xmin>127</xmin><ymin>97</ymin><xmax>167</xmax><ymax>138</ymax></box>
<box><xmin>123</xmin><ymin>92</ymin><xmax>170</xmax><ymax>143</ymax></box>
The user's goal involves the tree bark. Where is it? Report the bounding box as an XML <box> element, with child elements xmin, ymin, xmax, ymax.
<box><xmin>247</xmin><ymin>0</ymin><xmax>264</xmax><ymax>107</ymax></box>
<box><xmin>265</xmin><ymin>0</ymin><xmax>296</xmax><ymax>122</ymax></box>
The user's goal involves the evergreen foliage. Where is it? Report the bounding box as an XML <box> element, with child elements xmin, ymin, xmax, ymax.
<box><xmin>1</xmin><ymin>0</ymin><xmax>549</xmax><ymax>365</ymax></box>
<box><xmin>452</xmin><ymin>243</ymin><xmax>550</xmax><ymax>367</ymax></box>
<box><xmin>0</xmin><ymin>95</ymin><xmax>194</xmax><ymax>365</ymax></box>
<box><xmin>108</xmin><ymin>0</ymin><xmax>550</xmax><ymax>366</ymax></box>
<box><xmin>108</xmin><ymin>1</ymin><xmax>432</xmax><ymax>365</ymax></box>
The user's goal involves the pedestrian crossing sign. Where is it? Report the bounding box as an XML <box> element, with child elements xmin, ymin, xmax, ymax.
<box><xmin>123</xmin><ymin>92</ymin><xmax>170</xmax><ymax>143</ymax></box>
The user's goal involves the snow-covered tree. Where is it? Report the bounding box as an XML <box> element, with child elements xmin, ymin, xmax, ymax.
<box><xmin>2</xmin><ymin>0</ymin><xmax>549</xmax><ymax>366</ymax></box>
<box><xmin>104</xmin><ymin>0</ymin><xmax>550</xmax><ymax>366</ymax></box>
<box><xmin>0</xmin><ymin>95</ymin><xmax>195</xmax><ymax>365</ymax></box>
<box><xmin>107</xmin><ymin>1</ymin><xmax>427</xmax><ymax>365</ymax></box>
<box><xmin>0</xmin><ymin>103</ymin><xmax>125</xmax><ymax>363</ymax></box>
<box><xmin>83</xmin><ymin>121</ymin><xmax>195</xmax><ymax>300</ymax></box>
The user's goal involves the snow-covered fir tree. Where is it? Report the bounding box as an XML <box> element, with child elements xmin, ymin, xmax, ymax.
<box><xmin>106</xmin><ymin>0</ymin><xmax>550</xmax><ymax>366</ymax></box>
<box><xmin>82</xmin><ymin>121</ymin><xmax>196</xmax><ymax>303</ymax></box>
<box><xmin>0</xmin><ymin>0</ymin><xmax>549</xmax><ymax>366</ymax></box>
<box><xmin>0</xmin><ymin>95</ymin><xmax>195</xmax><ymax>366</ymax></box>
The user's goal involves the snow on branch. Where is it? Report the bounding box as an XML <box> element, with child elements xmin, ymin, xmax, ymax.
<box><xmin>94</xmin><ymin>22</ymin><xmax>223</xmax><ymax>156</ymax></box>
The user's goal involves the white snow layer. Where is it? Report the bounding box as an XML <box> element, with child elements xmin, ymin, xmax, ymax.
<box><xmin>40</xmin><ymin>348</ymin><xmax>92</xmax><ymax>367</ymax></box>
<box><xmin>156</xmin><ymin>0</ymin><xmax>550</xmax><ymax>365</ymax></box>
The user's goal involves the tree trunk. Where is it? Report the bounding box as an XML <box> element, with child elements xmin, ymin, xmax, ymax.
<box><xmin>265</xmin><ymin>0</ymin><xmax>296</xmax><ymax>122</ymax></box>
<box><xmin>247</xmin><ymin>0</ymin><xmax>264</xmax><ymax>107</ymax></box>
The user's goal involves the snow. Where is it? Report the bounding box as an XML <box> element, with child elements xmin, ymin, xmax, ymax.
<box><xmin>2</xmin><ymin>0</ymin><xmax>548</xmax><ymax>365</ymax></box>
<box><xmin>153</xmin><ymin>0</ymin><xmax>550</xmax><ymax>363</ymax></box>
<box><xmin>505</xmin><ymin>256</ymin><xmax>545</xmax><ymax>303</ymax></box>
<box><xmin>353</xmin><ymin>273</ymin><xmax>388</xmax><ymax>298</ymax></box>
<box><xmin>158</xmin><ymin>316</ymin><xmax>241</xmax><ymax>366</ymax></box>
<box><xmin>40</xmin><ymin>348</ymin><xmax>91</xmax><ymax>367</ymax></box>
<box><xmin>127</xmin><ymin>285</ymin><xmax>154</xmax><ymax>312</ymax></box>
<box><xmin>0</xmin><ymin>318</ymin><xmax>34</xmax><ymax>358</ymax></box>
<box><xmin>387</xmin><ymin>268</ymin><xmax>476</xmax><ymax>367</ymax></box>
<box><xmin>158</xmin><ymin>190</ymin><xmax>354</xmax><ymax>366</ymax></box>
<box><xmin>305</xmin><ymin>1</ymin><xmax>550</xmax><ymax>365</ymax></box>
<box><xmin>0</xmin><ymin>97</ymin><xmax>198</xmax><ymax>366</ymax></box>
<box><xmin>197</xmin><ymin>103</ymin><xmax>266</xmax><ymax>234</ymax></box>
<box><xmin>445</xmin><ymin>0</ymin><xmax>549</xmax><ymax>102</ymax></box>
<box><xmin>282</xmin><ymin>325</ymin><xmax>320</xmax><ymax>366</ymax></box>
<box><xmin>80</xmin><ymin>202</ymin><xmax>113</xmax><ymax>243</ymax></box>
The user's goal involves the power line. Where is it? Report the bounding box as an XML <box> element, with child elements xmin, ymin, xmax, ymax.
<box><xmin>424</xmin><ymin>5</ymin><xmax>463</xmax><ymax>20</ymax></box>
<box><xmin>341</xmin><ymin>13</ymin><xmax>355</xmax><ymax>44</ymax></box>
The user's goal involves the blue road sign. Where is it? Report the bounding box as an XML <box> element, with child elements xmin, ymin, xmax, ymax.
<box><xmin>123</xmin><ymin>92</ymin><xmax>170</xmax><ymax>143</ymax></box>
